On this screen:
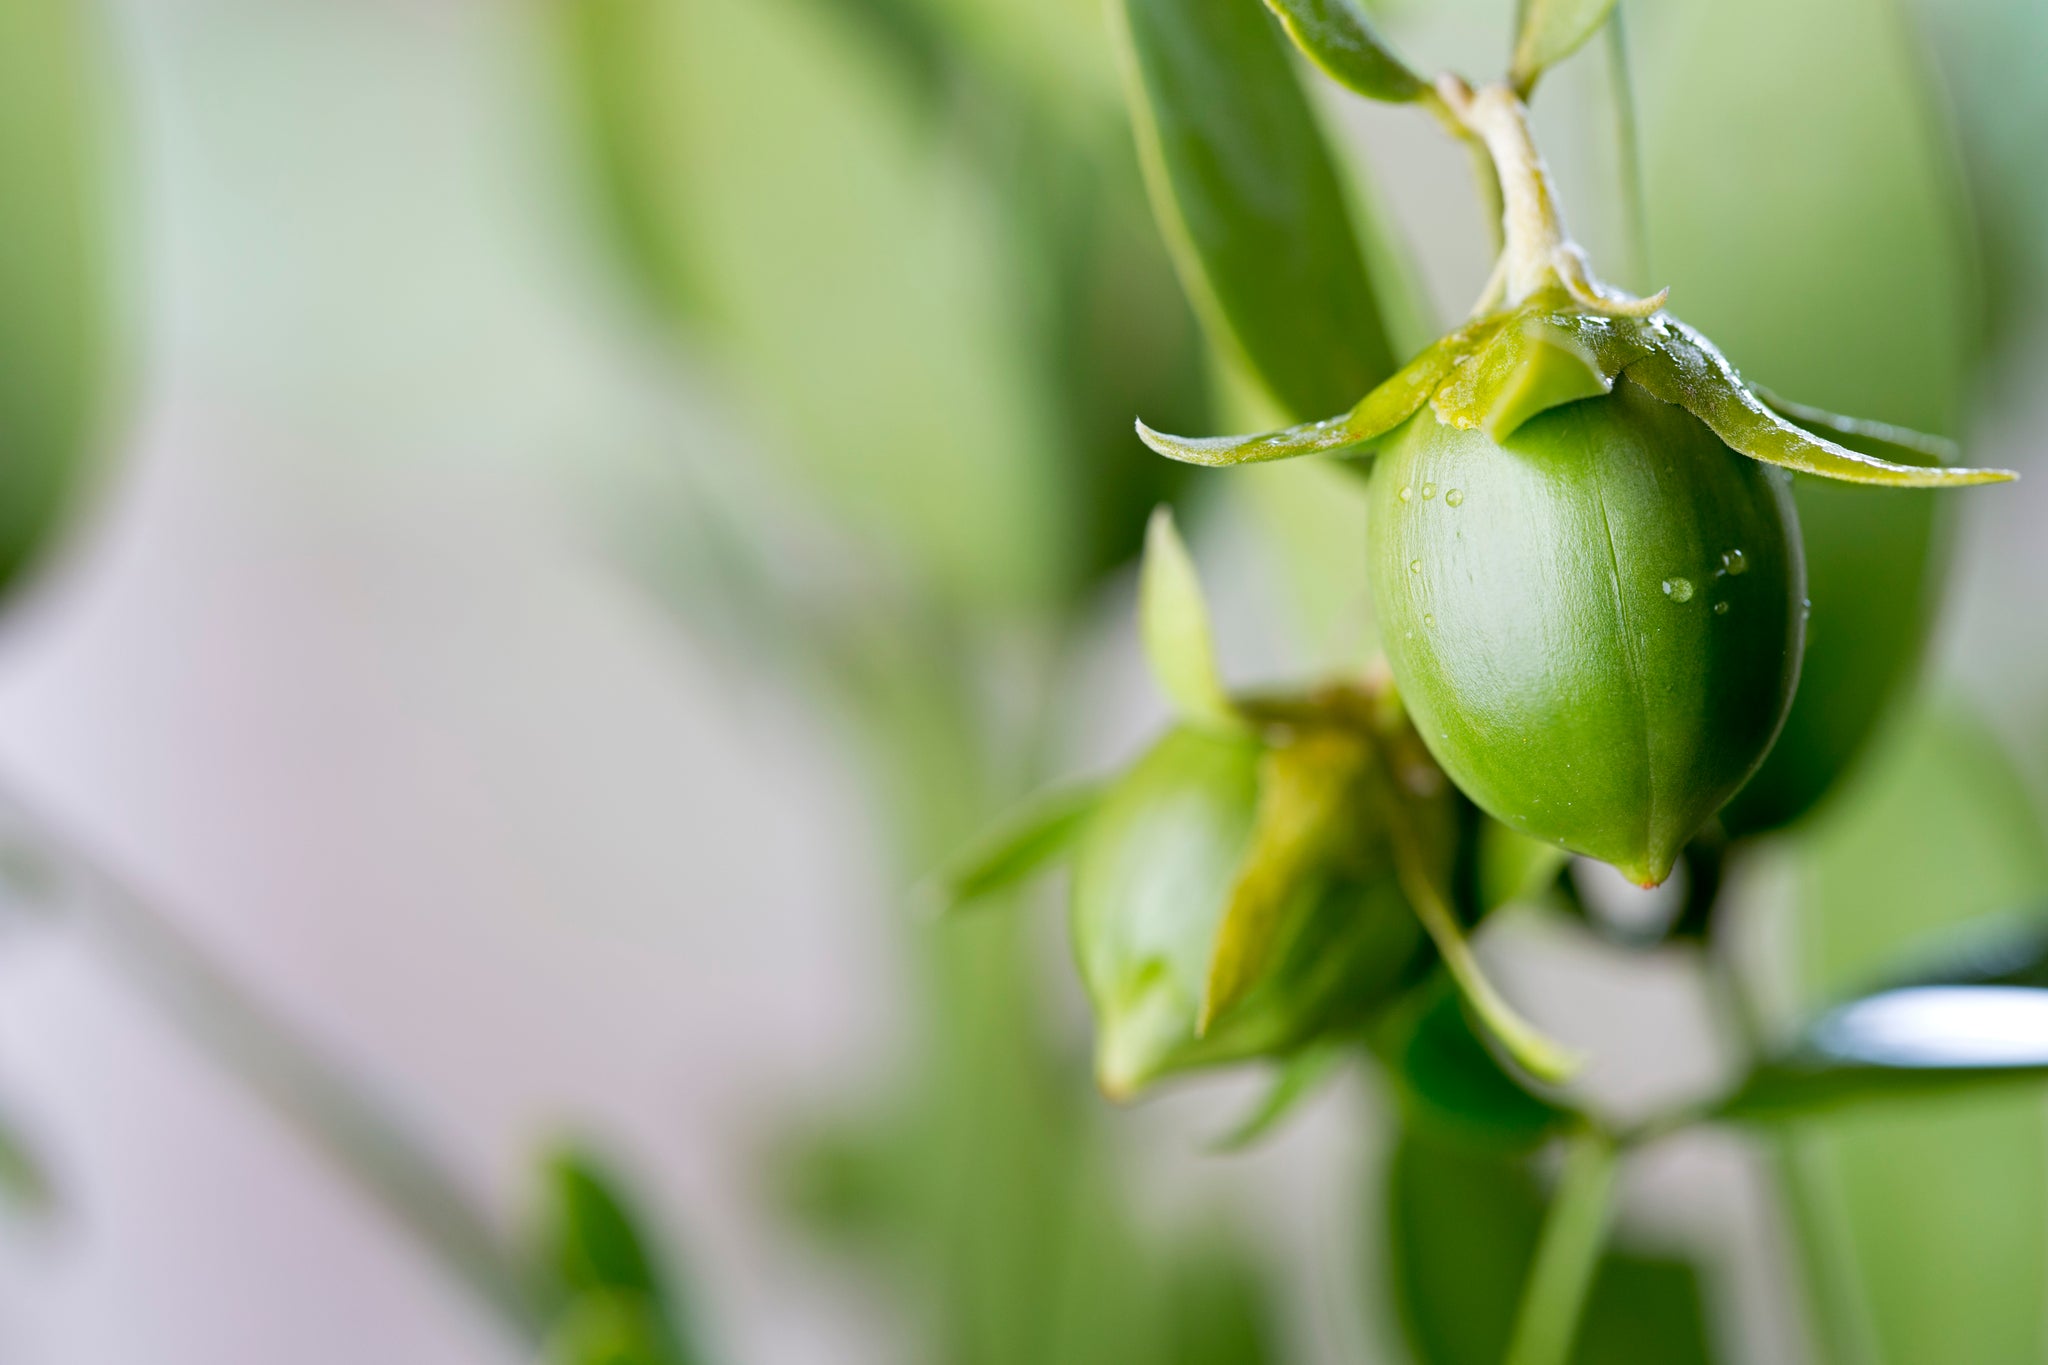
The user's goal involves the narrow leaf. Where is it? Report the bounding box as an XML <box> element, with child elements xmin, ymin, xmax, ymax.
<box><xmin>1211</xmin><ymin>1037</ymin><xmax>1349</xmax><ymax>1151</ymax></box>
<box><xmin>1136</xmin><ymin>313</ymin><xmax>1507</xmax><ymax>468</ymax></box>
<box><xmin>1114</xmin><ymin>0</ymin><xmax>1398</xmax><ymax>421</ymax></box>
<box><xmin>1508</xmin><ymin>0</ymin><xmax>1620</xmax><ymax>95</ymax></box>
<box><xmin>1139</xmin><ymin>507</ymin><xmax>1238</xmax><ymax>729</ymax></box>
<box><xmin>1625</xmin><ymin>323</ymin><xmax>2016</xmax><ymax>486</ymax></box>
<box><xmin>925</xmin><ymin>780</ymin><xmax>1101</xmax><ymax>915</ymax></box>
<box><xmin>1200</xmin><ymin>731</ymin><xmax>1367</xmax><ymax>1029</ymax></box>
<box><xmin>1262</xmin><ymin>0</ymin><xmax>1427</xmax><ymax>104</ymax></box>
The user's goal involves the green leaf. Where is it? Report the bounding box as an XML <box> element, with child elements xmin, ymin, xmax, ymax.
<box><xmin>1623</xmin><ymin>322</ymin><xmax>2015</xmax><ymax>486</ymax></box>
<box><xmin>1113</xmin><ymin>0</ymin><xmax>1399</xmax><ymax>422</ymax></box>
<box><xmin>1139</xmin><ymin>507</ymin><xmax>1238</xmax><ymax>729</ymax></box>
<box><xmin>1765</xmin><ymin>705</ymin><xmax>2048</xmax><ymax>1365</ymax></box>
<box><xmin>1373</xmin><ymin>973</ymin><xmax>1566</xmax><ymax>1149</ymax></box>
<box><xmin>0</xmin><ymin>0</ymin><xmax>117</xmax><ymax>598</ymax></box>
<box><xmin>0</xmin><ymin>1111</ymin><xmax>52</xmax><ymax>1218</ymax></box>
<box><xmin>1386</xmin><ymin>1129</ymin><xmax>1715</xmax><ymax>1365</ymax></box>
<box><xmin>547</xmin><ymin>1293</ymin><xmax>676</xmax><ymax>1365</ymax></box>
<box><xmin>1508</xmin><ymin>0</ymin><xmax>1620</xmax><ymax>95</ymax></box>
<box><xmin>1260</xmin><ymin>0</ymin><xmax>1427</xmax><ymax>104</ymax></box>
<box><xmin>1210</xmin><ymin>1037</ymin><xmax>1348</xmax><ymax>1151</ymax></box>
<box><xmin>926</xmin><ymin>780</ymin><xmax>1102</xmax><ymax>915</ymax></box>
<box><xmin>1200</xmin><ymin>731</ymin><xmax>1369</xmax><ymax>1028</ymax></box>
<box><xmin>533</xmin><ymin>1147</ymin><xmax>698</xmax><ymax>1362</ymax></box>
<box><xmin>1136</xmin><ymin>312</ymin><xmax>1507</xmax><ymax>468</ymax></box>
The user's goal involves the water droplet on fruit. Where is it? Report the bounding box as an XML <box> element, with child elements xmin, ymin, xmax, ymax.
<box><xmin>1714</xmin><ymin>601</ymin><xmax>1730</xmax><ymax>616</ymax></box>
<box><xmin>1444</xmin><ymin>488</ymin><xmax>1463</xmax><ymax>506</ymax></box>
<box><xmin>1662</xmin><ymin>577</ymin><xmax>1694</xmax><ymax>602</ymax></box>
<box><xmin>1398</xmin><ymin>485</ymin><xmax>1413</xmax><ymax>503</ymax></box>
<box><xmin>1421</xmin><ymin>483</ymin><xmax>1437</xmax><ymax>499</ymax></box>
<box><xmin>1424</xmin><ymin>614</ymin><xmax>1436</xmax><ymax>628</ymax></box>
<box><xmin>1722</xmin><ymin>548</ymin><xmax>1748</xmax><ymax>575</ymax></box>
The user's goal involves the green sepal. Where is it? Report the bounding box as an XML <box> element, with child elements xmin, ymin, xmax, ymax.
<box><xmin>1429</xmin><ymin>304</ymin><xmax>1645</xmax><ymax>440</ymax></box>
<box><xmin>1200</xmin><ymin>729</ymin><xmax>1370</xmax><ymax>1030</ymax></box>
<box><xmin>1625</xmin><ymin>320</ymin><xmax>2016</xmax><ymax>487</ymax></box>
<box><xmin>1508</xmin><ymin>0</ymin><xmax>1621</xmax><ymax>95</ymax></box>
<box><xmin>1210</xmin><ymin>1036</ymin><xmax>1350</xmax><ymax>1152</ymax></box>
<box><xmin>925</xmin><ymin>780</ymin><xmax>1102</xmax><ymax>915</ymax></box>
<box><xmin>1262</xmin><ymin>0</ymin><xmax>1427</xmax><ymax>104</ymax></box>
<box><xmin>1750</xmin><ymin>385</ymin><xmax>1960</xmax><ymax>467</ymax></box>
<box><xmin>1139</xmin><ymin>507</ymin><xmax>1241</xmax><ymax>729</ymax></box>
<box><xmin>1135</xmin><ymin>314</ymin><xmax>1507</xmax><ymax>468</ymax></box>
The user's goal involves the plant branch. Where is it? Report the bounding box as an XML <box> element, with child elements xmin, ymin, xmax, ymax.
<box><xmin>0</xmin><ymin>776</ymin><xmax>546</xmax><ymax>1342</ymax></box>
<box><xmin>1504</xmin><ymin>1127</ymin><xmax>1620</xmax><ymax>1365</ymax></box>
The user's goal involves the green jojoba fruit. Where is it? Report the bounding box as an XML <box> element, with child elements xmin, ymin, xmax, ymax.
<box><xmin>1069</xmin><ymin>721</ymin><xmax>1423</xmax><ymax>1099</ymax></box>
<box><xmin>1367</xmin><ymin>379</ymin><xmax>1804</xmax><ymax>888</ymax></box>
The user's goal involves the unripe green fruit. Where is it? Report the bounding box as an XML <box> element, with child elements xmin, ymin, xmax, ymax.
<box><xmin>1367</xmin><ymin>378</ymin><xmax>1806</xmax><ymax>887</ymax></box>
<box><xmin>1070</xmin><ymin>723</ymin><xmax>1420</xmax><ymax>1098</ymax></box>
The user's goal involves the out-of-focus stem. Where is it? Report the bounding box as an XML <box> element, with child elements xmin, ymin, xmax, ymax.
<box><xmin>1504</xmin><ymin>1128</ymin><xmax>1619</xmax><ymax>1365</ymax></box>
<box><xmin>0</xmin><ymin>778</ymin><xmax>545</xmax><ymax>1342</ymax></box>
<box><xmin>1604</xmin><ymin>6</ymin><xmax>1650</xmax><ymax>292</ymax></box>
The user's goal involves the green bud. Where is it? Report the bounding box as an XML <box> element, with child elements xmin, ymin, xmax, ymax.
<box><xmin>1368</xmin><ymin>376</ymin><xmax>1804</xmax><ymax>888</ymax></box>
<box><xmin>1069</xmin><ymin>709</ymin><xmax>1427</xmax><ymax>1099</ymax></box>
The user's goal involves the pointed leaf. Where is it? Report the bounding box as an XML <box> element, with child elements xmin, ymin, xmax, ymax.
<box><xmin>926</xmin><ymin>780</ymin><xmax>1102</xmax><ymax>915</ymax></box>
<box><xmin>1140</xmin><ymin>507</ymin><xmax>1238</xmax><ymax>728</ymax></box>
<box><xmin>1625</xmin><ymin>323</ymin><xmax>2015</xmax><ymax>486</ymax></box>
<box><xmin>1261</xmin><ymin>0</ymin><xmax>1427</xmax><ymax>104</ymax></box>
<box><xmin>1211</xmin><ymin>1037</ymin><xmax>1349</xmax><ymax>1151</ymax></box>
<box><xmin>1114</xmin><ymin>0</ymin><xmax>1399</xmax><ymax>421</ymax></box>
<box><xmin>1135</xmin><ymin>313</ymin><xmax>1508</xmax><ymax>468</ymax></box>
<box><xmin>1508</xmin><ymin>0</ymin><xmax>1619</xmax><ymax>95</ymax></box>
<box><xmin>1200</xmin><ymin>731</ymin><xmax>1368</xmax><ymax>1028</ymax></box>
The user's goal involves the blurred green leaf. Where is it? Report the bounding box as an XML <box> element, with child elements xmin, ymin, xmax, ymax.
<box><xmin>1139</xmin><ymin>507</ymin><xmax>1238</xmax><ymax>729</ymax></box>
<box><xmin>0</xmin><ymin>0</ymin><xmax>117</xmax><ymax>597</ymax></box>
<box><xmin>1262</xmin><ymin>0</ymin><xmax>1427</xmax><ymax>104</ymax></box>
<box><xmin>534</xmin><ymin>1148</ymin><xmax>697</xmax><ymax>1363</ymax></box>
<box><xmin>1767</xmin><ymin>705</ymin><xmax>2048</xmax><ymax>1365</ymax></box>
<box><xmin>1113</xmin><ymin>0</ymin><xmax>1400</xmax><ymax>422</ymax></box>
<box><xmin>1374</xmin><ymin>973</ymin><xmax>1566</xmax><ymax>1149</ymax></box>
<box><xmin>0</xmin><ymin>1110</ymin><xmax>52</xmax><ymax>1219</ymax></box>
<box><xmin>1386</xmin><ymin>1130</ymin><xmax>1714</xmax><ymax>1365</ymax></box>
<box><xmin>929</xmin><ymin>780</ymin><xmax>1101</xmax><ymax>915</ymax></box>
<box><xmin>548</xmin><ymin>1293</ymin><xmax>677</xmax><ymax>1365</ymax></box>
<box><xmin>1509</xmin><ymin>0</ymin><xmax>1618</xmax><ymax>93</ymax></box>
<box><xmin>1480</xmin><ymin>820</ymin><xmax>1569</xmax><ymax>915</ymax></box>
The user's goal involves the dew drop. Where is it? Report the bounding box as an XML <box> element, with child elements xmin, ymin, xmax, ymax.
<box><xmin>1444</xmin><ymin>488</ymin><xmax>1464</xmax><ymax>506</ymax></box>
<box><xmin>1722</xmin><ymin>548</ymin><xmax>1748</xmax><ymax>575</ymax></box>
<box><xmin>1714</xmin><ymin>600</ymin><xmax>1730</xmax><ymax>616</ymax></box>
<box><xmin>1424</xmin><ymin>613</ymin><xmax>1436</xmax><ymax>628</ymax></box>
<box><xmin>1421</xmin><ymin>482</ymin><xmax>1437</xmax><ymax>500</ymax></box>
<box><xmin>1662</xmin><ymin>577</ymin><xmax>1695</xmax><ymax>603</ymax></box>
<box><xmin>1398</xmin><ymin>485</ymin><xmax>1413</xmax><ymax>503</ymax></box>
<box><xmin>1409</xmin><ymin>559</ymin><xmax>1423</xmax><ymax>575</ymax></box>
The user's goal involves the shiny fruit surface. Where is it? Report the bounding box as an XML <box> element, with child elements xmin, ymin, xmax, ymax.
<box><xmin>1367</xmin><ymin>378</ymin><xmax>1804</xmax><ymax>885</ymax></box>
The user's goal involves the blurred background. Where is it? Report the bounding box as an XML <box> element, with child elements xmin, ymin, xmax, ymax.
<box><xmin>0</xmin><ymin>0</ymin><xmax>2042</xmax><ymax>1361</ymax></box>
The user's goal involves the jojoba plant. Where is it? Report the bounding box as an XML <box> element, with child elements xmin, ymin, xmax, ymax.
<box><xmin>942</xmin><ymin>3</ymin><xmax>2035</xmax><ymax>1362</ymax></box>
